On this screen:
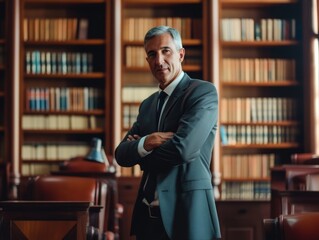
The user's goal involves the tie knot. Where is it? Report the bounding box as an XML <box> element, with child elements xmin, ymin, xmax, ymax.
<box><xmin>158</xmin><ymin>91</ymin><xmax>167</xmax><ymax>100</ymax></box>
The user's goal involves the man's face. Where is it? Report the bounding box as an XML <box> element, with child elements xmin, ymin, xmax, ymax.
<box><xmin>145</xmin><ymin>33</ymin><xmax>185</xmax><ymax>89</ymax></box>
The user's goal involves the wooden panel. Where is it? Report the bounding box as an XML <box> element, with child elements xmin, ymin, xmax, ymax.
<box><xmin>118</xmin><ymin>176</ymin><xmax>141</xmax><ymax>240</ymax></box>
<box><xmin>216</xmin><ymin>201</ymin><xmax>270</xmax><ymax>240</ymax></box>
<box><xmin>0</xmin><ymin>201</ymin><xmax>91</xmax><ymax>240</ymax></box>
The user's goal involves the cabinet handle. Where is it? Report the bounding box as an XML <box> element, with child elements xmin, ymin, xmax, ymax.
<box><xmin>238</xmin><ymin>208</ymin><xmax>247</xmax><ymax>214</ymax></box>
<box><xmin>123</xmin><ymin>185</ymin><xmax>133</xmax><ymax>190</ymax></box>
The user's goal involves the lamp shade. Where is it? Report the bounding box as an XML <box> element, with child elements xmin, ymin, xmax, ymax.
<box><xmin>85</xmin><ymin>138</ymin><xmax>105</xmax><ymax>163</ymax></box>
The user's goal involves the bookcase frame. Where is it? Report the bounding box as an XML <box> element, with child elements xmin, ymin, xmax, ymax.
<box><xmin>119</xmin><ymin>0</ymin><xmax>210</xmax><ymax>177</ymax></box>
<box><xmin>0</xmin><ymin>0</ymin><xmax>10</xmax><ymax>171</ymax></box>
<box><xmin>218</xmin><ymin>0</ymin><xmax>304</xmax><ymax>201</ymax></box>
<box><xmin>18</xmin><ymin>0</ymin><xmax>114</xmax><ymax>176</ymax></box>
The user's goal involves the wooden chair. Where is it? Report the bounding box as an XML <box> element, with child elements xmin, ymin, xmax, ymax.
<box><xmin>53</xmin><ymin>156</ymin><xmax>122</xmax><ymax>239</ymax></box>
<box><xmin>264</xmin><ymin>212</ymin><xmax>319</xmax><ymax>240</ymax></box>
<box><xmin>21</xmin><ymin>175</ymin><xmax>110</xmax><ymax>239</ymax></box>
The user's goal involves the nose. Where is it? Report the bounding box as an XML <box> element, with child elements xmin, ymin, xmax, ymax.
<box><xmin>155</xmin><ymin>53</ymin><xmax>164</xmax><ymax>66</ymax></box>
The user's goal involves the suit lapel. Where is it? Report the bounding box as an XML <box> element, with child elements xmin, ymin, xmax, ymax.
<box><xmin>158</xmin><ymin>74</ymin><xmax>191</xmax><ymax>130</ymax></box>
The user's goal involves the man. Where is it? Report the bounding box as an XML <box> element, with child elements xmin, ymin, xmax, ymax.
<box><xmin>115</xmin><ymin>26</ymin><xmax>221</xmax><ymax>240</ymax></box>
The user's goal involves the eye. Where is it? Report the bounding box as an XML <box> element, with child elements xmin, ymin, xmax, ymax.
<box><xmin>162</xmin><ymin>49</ymin><xmax>171</xmax><ymax>55</ymax></box>
<box><xmin>147</xmin><ymin>52</ymin><xmax>155</xmax><ymax>59</ymax></box>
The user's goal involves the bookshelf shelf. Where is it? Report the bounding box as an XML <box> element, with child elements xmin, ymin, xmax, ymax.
<box><xmin>25</xmin><ymin>73</ymin><xmax>105</xmax><ymax>79</ymax></box>
<box><xmin>123</xmin><ymin>39</ymin><xmax>202</xmax><ymax>46</ymax></box>
<box><xmin>221</xmin><ymin>0</ymin><xmax>298</xmax><ymax>6</ymax></box>
<box><xmin>223</xmin><ymin>178</ymin><xmax>271</xmax><ymax>182</ymax></box>
<box><xmin>221</xmin><ymin>41</ymin><xmax>299</xmax><ymax>47</ymax></box>
<box><xmin>220</xmin><ymin>121</ymin><xmax>299</xmax><ymax>126</ymax></box>
<box><xmin>25</xmin><ymin>40</ymin><xmax>106</xmax><ymax>46</ymax></box>
<box><xmin>25</xmin><ymin>0</ymin><xmax>106</xmax><ymax>4</ymax></box>
<box><xmin>23</xmin><ymin>129</ymin><xmax>104</xmax><ymax>134</ymax></box>
<box><xmin>222</xmin><ymin>81</ymin><xmax>300</xmax><ymax>87</ymax></box>
<box><xmin>218</xmin><ymin>0</ymin><xmax>303</xmax><ymax>204</ymax></box>
<box><xmin>123</xmin><ymin>0</ymin><xmax>202</xmax><ymax>5</ymax></box>
<box><xmin>19</xmin><ymin>0</ymin><xmax>113</xmax><ymax>176</ymax></box>
<box><xmin>24</xmin><ymin>110</ymin><xmax>105</xmax><ymax>115</ymax></box>
<box><xmin>222</xmin><ymin>143</ymin><xmax>300</xmax><ymax>149</ymax></box>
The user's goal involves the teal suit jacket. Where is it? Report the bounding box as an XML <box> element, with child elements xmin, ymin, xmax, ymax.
<box><xmin>115</xmin><ymin>73</ymin><xmax>221</xmax><ymax>240</ymax></box>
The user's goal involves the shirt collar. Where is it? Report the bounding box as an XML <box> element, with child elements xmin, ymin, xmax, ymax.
<box><xmin>159</xmin><ymin>71</ymin><xmax>184</xmax><ymax>96</ymax></box>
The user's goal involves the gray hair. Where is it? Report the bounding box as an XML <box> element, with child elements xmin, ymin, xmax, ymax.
<box><xmin>144</xmin><ymin>26</ymin><xmax>183</xmax><ymax>50</ymax></box>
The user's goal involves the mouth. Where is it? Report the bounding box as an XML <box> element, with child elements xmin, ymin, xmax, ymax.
<box><xmin>156</xmin><ymin>67</ymin><xmax>169</xmax><ymax>73</ymax></box>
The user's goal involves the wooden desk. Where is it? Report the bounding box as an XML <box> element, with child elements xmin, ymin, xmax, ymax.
<box><xmin>271</xmin><ymin>165</ymin><xmax>319</xmax><ymax>191</ymax></box>
<box><xmin>271</xmin><ymin>190</ymin><xmax>319</xmax><ymax>218</ymax></box>
<box><xmin>0</xmin><ymin>201</ymin><xmax>93</xmax><ymax>240</ymax></box>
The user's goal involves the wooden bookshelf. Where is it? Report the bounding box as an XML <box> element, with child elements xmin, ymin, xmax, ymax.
<box><xmin>218</xmin><ymin>0</ymin><xmax>303</xmax><ymax>203</ymax></box>
<box><xmin>19</xmin><ymin>0</ymin><xmax>113</xmax><ymax>176</ymax></box>
<box><xmin>120</xmin><ymin>0</ymin><xmax>208</xmax><ymax>177</ymax></box>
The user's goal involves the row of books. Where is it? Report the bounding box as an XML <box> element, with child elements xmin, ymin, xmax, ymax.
<box><xmin>26</xmin><ymin>87</ymin><xmax>102</xmax><ymax>111</ymax></box>
<box><xmin>123</xmin><ymin>17</ymin><xmax>202</xmax><ymax>41</ymax></box>
<box><xmin>222</xmin><ymin>154</ymin><xmax>275</xmax><ymax>179</ymax></box>
<box><xmin>125</xmin><ymin>46</ymin><xmax>202</xmax><ymax>67</ymax></box>
<box><xmin>22</xmin><ymin>142</ymin><xmax>90</xmax><ymax>160</ymax></box>
<box><xmin>220</xmin><ymin>97</ymin><xmax>298</xmax><ymax>123</ymax></box>
<box><xmin>122</xmin><ymin>105</ymin><xmax>138</xmax><ymax>129</ymax></box>
<box><xmin>122</xmin><ymin>86</ymin><xmax>158</xmax><ymax>102</ymax></box>
<box><xmin>25</xmin><ymin>51</ymin><xmax>93</xmax><ymax>75</ymax></box>
<box><xmin>221</xmin><ymin>181</ymin><xmax>270</xmax><ymax>200</ymax></box>
<box><xmin>23</xmin><ymin>18</ymin><xmax>89</xmax><ymax>41</ymax></box>
<box><xmin>221</xmin><ymin>18</ymin><xmax>296</xmax><ymax>41</ymax></box>
<box><xmin>220</xmin><ymin>125</ymin><xmax>299</xmax><ymax>145</ymax></box>
<box><xmin>22</xmin><ymin>115</ymin><xmax>103</xmax><ymax>130</ymax></box>
<box><xmin>222</xmin><ymin>58</ymin><xmax>296</xmax><ymax>82</ymax></box>
<box><xmin>22</xmin><ymin>163</ymin><xmax>59</xmax><ymax>176</ymax></box>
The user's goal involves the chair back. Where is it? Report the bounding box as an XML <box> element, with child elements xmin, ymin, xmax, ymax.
<box><xmin>59</xmin><ymin>156</ymin><xmax>108</xmax><ymax>172</ymax></box>
<box><xmin>280</xmin><ymin>212</ymin><xmax>319</xmax><ymax>240</ymax></box>
<box><xmin>26</xmin><ymin>175</ymin><xmax>107</xmax><ymax>235</ymax></box>
<box><xmin>32</xmin><ymin>175</ymin><xmax>106</xmax><ymax>203</ymax></box>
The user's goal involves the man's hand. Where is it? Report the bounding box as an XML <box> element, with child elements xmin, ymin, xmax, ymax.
<box><xmin>144</xmin><ymin>132</ymin><xmax>174</xmax><ymax>151</ymax></box>
<box><xmin>126</xmin><ymin>134</ymin><xmax>141</xmax><ymax>142</ymax></box>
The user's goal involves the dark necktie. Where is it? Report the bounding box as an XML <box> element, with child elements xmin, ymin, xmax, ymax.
<box><xmin>144</xmin><ymin>91</ymin><xmax>167</xmax><ymax>203</ymax></box>
<box><xmin>156</xmin><ymin>91</ymin><xmax>168</xmax><ymax>125</ymax></box>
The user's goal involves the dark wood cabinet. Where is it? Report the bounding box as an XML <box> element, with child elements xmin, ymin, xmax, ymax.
<box><xmin>117</xmin><ymin>176</ymin><xmax>140</xmax><ymax>240</ymax></box>
<box><xmin>216</xmin><ymin>201</ymin><xmax>270</xmax><ymax>240</ymax></box>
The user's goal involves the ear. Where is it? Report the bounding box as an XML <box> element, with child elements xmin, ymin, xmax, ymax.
<box><xmin>179</xmin><ymin>48</ymin><xmax>185</xmax><ymax>62</ymax></box>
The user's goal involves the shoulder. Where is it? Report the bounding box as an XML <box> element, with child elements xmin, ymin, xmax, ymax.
<box><xmin>188</xmin><ymin>78</ymin><xmax>217</xmax><ymax>95</ymax></box>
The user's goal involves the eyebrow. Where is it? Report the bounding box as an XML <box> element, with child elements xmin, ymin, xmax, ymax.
<box><xmin>147</xmin><ymin>46</ymin><xmax>172</xmax><ymax>55</ymax></box>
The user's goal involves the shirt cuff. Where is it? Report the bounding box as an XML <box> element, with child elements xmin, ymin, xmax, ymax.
<box><xmin>138</xmin><ymin>136</ymin><xmax>152</xmax><ymax>157</ymax></box>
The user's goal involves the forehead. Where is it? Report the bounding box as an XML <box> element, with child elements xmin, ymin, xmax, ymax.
<box><xmin>145</xmin><ymin>33</ymin><xmax>175</xmax><ymax>52</ymax></box>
